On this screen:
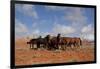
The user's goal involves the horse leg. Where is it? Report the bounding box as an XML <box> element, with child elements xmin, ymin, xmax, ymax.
<box><xmin>45</xmin><ymin>43</ymin><xmax>48</xmax><ymax>50</ymax></box>
<box><xmin>69</xmin><ymin>43</ymin><xmax>72</xmax><ymax>49</ymax></box>
<box><xmin>34</xmin><ymin>44</ymin><xmax>37</xmax><ymax>49</ymax></box>
<box><xmin>55</xmin><ymin>43</ymin><xmax>58</xmax><ymax>50</ymax></box>
<box><xmin>64</xmin><ymin>45</ymin><xmax>66</xmax><ymax>50</ymax></box>
<box><xmin>39</xmin><ymin>43</ymin><xmax>40</xmax><ymax>49</ymax></box>
<box><xmin>56</xmin><ymin>43</ymin><xmax>59</xmax><ymax>50</ymax></box>
<box><xmin>32</xmin><ymin>43</ymin><xmax>34</xmax><ymax>49</ymax></box>
<box><xmin>64</xmin><ymin>43</ymin><xmax>67</xmax><ymax>50</ymax></box>
<box><xmin>72</xmin><ymin>43</ymin><xmax>75</xmax><ymax>48</ymax></box>
<box><xmin>73</xmin><ymin>42</ymin><xmax>76</xmax><ymax>49</ymax></box>
<box><xmin>36</xmin><ymin>43</ymin><xmax>39</xmax><ymax>49</ymax></box>
<box><xmin>74</xmin><ymin>43</ymin><xmax>76</xmax><ymax>48</ymax></box>
<box><xmin>62</xmin><ymin>44</ymin><xmax>64</xmax><ymax>50</ymax></box>
<box><xmin>65</xmin><ymin>43</ymin><xmax>68</xmax><ymax>49</ymax></box>
<box><xmin>78</xmin><ymin>42</ymin><xmax>80</xmax><ymax>48</ymax></box>
<box><xmin>47</xmin><ymin>45</ymin><xmax>50</xmax><ymax>50</ymax></box>
<box><xmin>30</xmin><ymin>43</ymin><xmax>32</xmax><ymax>49</ymax></box>
<box><xmin>59</xmin><ymin>43</ymin><xmax>63</xmax><ymax>50</ymax></box>
<box><xmin>59</xmin><ymin>44</ymin><xmax>61</xmax><ymax>50</ymax></box>
<box><xmin>75</xmin><ymin>42</ymin><xmax>79</xmax><ymax>48</ymax></box>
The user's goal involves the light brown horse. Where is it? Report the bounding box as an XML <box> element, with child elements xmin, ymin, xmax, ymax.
<box><xmin>60</xmin><ymin>37</ymin><xmax>82</xmax><ymax>49</ymax></box>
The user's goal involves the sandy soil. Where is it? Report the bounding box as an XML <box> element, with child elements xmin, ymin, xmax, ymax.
<box><xmin>15</xmin><ymin>38</ymin><xmax>95</xmax><ymax>66</ymax></box>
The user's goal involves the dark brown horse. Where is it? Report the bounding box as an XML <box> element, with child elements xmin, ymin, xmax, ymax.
<box><xmin>49</xmin><ymin>37</ymin><xmax>59</xmax><ymax>50</ymax></box>
<box><xmin>27</xmin><ymin>36</ymin><xmax>49</xmax><ymax>49</ymax></box>
<box><xmin>40</xmin><ymin>35</ymin><xmax>58</xmax><ymax>50</ymax></box>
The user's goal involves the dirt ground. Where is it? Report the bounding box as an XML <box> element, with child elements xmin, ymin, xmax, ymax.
<box><xmin>15</xmin><ymin>38</ymin><xmax>95</xmax><ymax>66</ymax></box>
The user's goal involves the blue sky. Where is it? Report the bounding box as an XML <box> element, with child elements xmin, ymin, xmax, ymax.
<box><xmin>15</xmin><ymin>4</ymin><xmax>95</xmax><ymax>40</ymax></box>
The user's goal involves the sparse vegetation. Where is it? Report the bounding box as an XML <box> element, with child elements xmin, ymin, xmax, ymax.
<box><xmin>15</xmin><ymin>38</ymin><xmax>95</xmax><ymax>65</ymax></box>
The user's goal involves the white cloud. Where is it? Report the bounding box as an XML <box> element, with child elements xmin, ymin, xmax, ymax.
<box><xmin>63</xmin><ymin>7</ymin><xmax>89</xmax><ymax>37</ymax></box>
<box><xmin>33</xmin><ymin>29</ymin><xmax>40</xmax><ymax>34</ymax></box>
<box><xmin>15</xmin><ymin>4</ymin><xmax>38</xmax><ymax>19</ymax></box>
<box><xmin>41</xmin><ymin>32</ymin><xmax>50</xmax><ymax>38</ymax></box>
<box><xmin>45</xmin><ymin>5</ymin><xmax>67</xmax><ymax>11</ymax></box>
<box><xmin>15</xmin><ymin>19</ymin><xmax>29</xmax><ymax>38</ymax></box>
<box><xmin>81</xmin><ymin>24</ymin><xmax>94</xmax><ymax>34</ymax></box>
<box><xmin>81</xmin><ymin>34</ymin><xmax>94</xmax><ymax>41</ymax></box>
<box><xmin>24</xmin><ymin>29</ymin><xmax>40</xmax><ymax>39</ymax></box>
<box><xmin>15</xmin><ymin>19</ymin><xmax>28</xmax><ymax>33</ymax></box>
<box><xmin>53</xmin><ymin>23</ymin><xmax>75</xmax><ymax>36</ymax></box>
<box><xmin>15</xmin><ymin>19</ymin><xmax>41</xmax><ymax>39</ymax></box>
<box><xmin>30</xmin><ymin>29</ymin><xmax>40</xmax><ymax>38</ymax></box>
<box><xmin>81</xmin><ymin>24</ymin><xmax>94</xmax><ymax>41</ymax></box>
<box><xmin>64</xmin><ymin>7</ymin><xmax>87</xmax><ymax>24</ymax></box>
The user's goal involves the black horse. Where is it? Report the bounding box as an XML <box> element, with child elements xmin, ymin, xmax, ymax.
<box><xmin>27</xmin><ymin>36</ymin><xmax>49</xmax><ymax>50</ymax></box>
<box><xmin>27</xmin><ymin>39</ymin><xmax>37</xmax><ymax>49</ymax></box>
<box><xmin>36</xmin><ymin>36</ymin><xmax>48</xmax><ymax>49</ymax></box>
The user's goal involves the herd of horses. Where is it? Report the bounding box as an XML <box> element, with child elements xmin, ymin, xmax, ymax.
<box><xmin>27</xmin><ymin>34</ymin><xmax>82</xmax><ymax>50</ymax></box>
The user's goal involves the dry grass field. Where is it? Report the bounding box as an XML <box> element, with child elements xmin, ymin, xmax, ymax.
<box><xmin>15</xmin><ymin>38</ymin><xmax>95</xmax><ymax>66</ymax></box>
